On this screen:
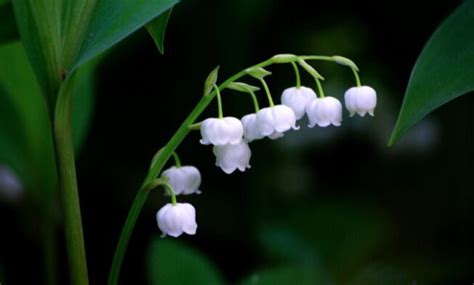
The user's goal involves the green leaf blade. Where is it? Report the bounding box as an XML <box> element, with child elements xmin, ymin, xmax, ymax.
<box><xmin>73</xmin><ymin>0</ymin><xmax>179</xmax><ymax>70</ymax></box>
<box><xmin>389</xmin><ymin>0</ymin><xmax>474</xmax><ymax>145</ymax></box>
<box><xmin>147</xmin><ymin>238</ymin><xmax>225</xmax><ymax>285</ymax></box>
<box><xmin>146</xmin><ymin>8</ymin><xmax>173</xmax><ymax>54</ymax></box>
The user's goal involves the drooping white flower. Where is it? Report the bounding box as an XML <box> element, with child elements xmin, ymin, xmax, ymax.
<box><xmin>213</xmin><ymin>141</ymin><xmax>251</xmax><ymax>174</ymax></box>
<box><xmin>256</xmin><ymin>105</ymin><xmax>299</xmax><ymax>139</ymax></box>
<box><xmin>161</xmin><ymin>166</ymin><xmax>201</xmax><ymax>195</ymax></box>
<box><xmin>200</xmin><ymin>117</ymin><xmax>244</xmax><ymax>146</ymax></box>
<box><xmin>306</xmin><ymin>97</ymin><xmax>342</xmax><ymax>127</ymax></box>
<box><xmin>241</xmin><ymin>113</ymin><xmax>265</xmax><ymax>142</ymax></box>
<box><xmin>281</xmin><ymin>86</ymin><xmax>317</xmax><ymax>119</ymax></box>
<box><xmin>344</xmin><ymin>86</ymin><xmax>377</xmax><ymax>117</ymax></box>
<box><xmin>156</xmin><ymin>203</ymin><xmax>197</xmax><ymax>238</ymax></box>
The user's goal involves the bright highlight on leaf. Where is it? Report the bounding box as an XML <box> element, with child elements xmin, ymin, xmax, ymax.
<box><xmin>389</xmin><ymin>0</ymin><xmax>474</xmax><ymax>146</ymax></box>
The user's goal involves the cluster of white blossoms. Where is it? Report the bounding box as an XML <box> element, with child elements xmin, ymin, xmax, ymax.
<box><xmin>155</xmin><ymin>55</ymin><xmax>377</xmax><ymax>238</ymax></box>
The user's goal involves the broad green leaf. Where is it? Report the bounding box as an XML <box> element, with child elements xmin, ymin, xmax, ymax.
<box><xmin>0</xmin><ymin>42</ymin><xmax>56</xmax><ymax>200</ymax></box>
<box><xmin>146</xmin><ymin>8</ymin><xmax>173</xmax><ymax>54</ymax></box>
<box><xmin>11</xmin><ymin>0</ymin><xmax>63</xmax><ymax>106</ymax></box>
<box><xmin>203</xmin><ymin>66</ymin><xmax>219</xmax><ymax>96</ymax></box>
<box><xmin>0</xmin><ymin>3</ymin><xmax>18</xmax><ymax>43</ymax></box>
<box><xmin>389</xmin><ymin>0</ymin><xmax>474</xmax><ymax>145</ymax></box>
<box><xmin>72</xmin><ymin>57</ymin><xmax>100</xmax><ymax>152</ymax></box>
<box><xmin>147</xmin><ymin>238</ymin><xmax>225</xmax><ymax>285</ymax></box>
<box><xmin>73</xmin><ymin>0</ymin><xmax>179</xmax><ymax>70</ymax></box>
<box><xmin>240</xmin><ymin>266</ymin><xmax>330</xmax><ymax>285</ymax></box>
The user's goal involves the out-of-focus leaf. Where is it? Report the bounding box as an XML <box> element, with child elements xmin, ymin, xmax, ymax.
<box><xmin>146</xmin><ymin>8</ymin><xmax>173</xmax><ymax>54</ymax></box>
<box><xmin>72</xmin><ymin>57</ymin><xmax>100</xmax><ymax>152</ymax></box>
<box><xmin>0</xmin><ymin>42</ymin><xmax>56</xmax><ymax>201</ymax></box>
<box><xmin>240</xmin><ymin>266</ymin><xmax>330</xmax><ymax>285</ymax></box>
<box><xmin>389</xmin><ymin>0</ymin><xmax>474</xmax><ymax>145</ymax></box>
<box><xmin>147</xmin><ymin>238</ymin><xmax>225</xmax><ymax>285</ymax></box>
<box><xmin>11</xmin><ymin>0</ymin><xmax>63</xmax><ymax>105</ymax></box>
<box><xmin>0</xmin><ymin>3</ymin><xmax>18</xmax><ymax>43</ymax></box>
<box><xmin>73</xmin><ymin>0</ymin><xmax>179</xmax><ymax>70</ymax></box>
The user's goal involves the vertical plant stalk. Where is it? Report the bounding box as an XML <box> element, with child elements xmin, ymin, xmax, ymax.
<box><xmin>53</xmin><ymin>77</ymin><xmax>89</xmax><ymax>285</ymax></box>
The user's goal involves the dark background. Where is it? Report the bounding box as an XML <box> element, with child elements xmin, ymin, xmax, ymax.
<box><xmin>1</xmin><ymin>0</ymin><xmax>473</xmax><ymax>284</ymax></box>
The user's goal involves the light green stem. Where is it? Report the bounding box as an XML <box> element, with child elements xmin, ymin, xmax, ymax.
<box><xmin>171</xmin><ymin>152</ymin><xmax>182</xmax><ymax>167</ymax></box>
<box><xmin>214</xmin><ymin>84</ymin><xmax>224</xmax><ymax>118</ymax></box>
<box><xmin>54</xmin><ymin>77</ymin><xmax>89</xmax><ymax>285</ymax></box>
<box><xmin>249</xmin><ymin>91</ymin><xmax>260</xmax><ymax>112</ymax></box>
<box><xmin>291</xmin><ymin>62</ymin><xmax>301</xmax><ymax>88</ymax></box>
<box><xmin>107</xmin><ymin>54</ymin><xmax>358</xmax><ymax>284</ymax></box>
<box><xmin>259</xmin><ymin>78</ymin><xmax>274</xmax><ymax>106</ymax></box>
<box><xmin>352</xmin><ymin>67</ymin><xmax>362</xmax><ymax>87</ymax></box>
<box><xmin>315</xmin><ymin>77</ymin><xmax>325</xmax><ymax>98</ymax></box>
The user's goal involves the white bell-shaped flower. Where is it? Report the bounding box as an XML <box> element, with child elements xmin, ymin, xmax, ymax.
<box><xmin>281</xmin><ymin>86</ymin><xmax>317</xmax><ymax>119</ymax></box>
<box><xmin>156</xmin><ymin>203</ymin><xmax>197</xmax><ymax>238</ymax></box>
<box><xmin>161</xmin><ymin>166</ymin><xmax>201</xmax><ymax>195</ymax></box>
<box><xmin>200</xmin><ymin>117</ymin><xmax>244</xmax><ymax>146</ymax></box>
<box><xmin>256</xmin><ymin>105</ymin><xmax>299</xmax><ymax>139</ymax></box>
<box><xmin>241</xmin><ymin>113</ymin><xmax>265</xmax><ymax>142</ymax></box>
<box><xmin>213</xmin><ymin>141</ymin><xmax>251</xmax><ymax>174</ymax></box>
<box><xmin>306</xmin><ymin>97</ymin><xmax>342</xmax><ymax>127</ymax></box>
<box><xmin>344</xmin><ymin>86</ymin><xmax>377</xmax><ymax>117</ymax></box>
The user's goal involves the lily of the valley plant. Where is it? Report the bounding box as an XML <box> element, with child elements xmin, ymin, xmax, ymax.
<box><xmin>107</xmin><ymin>53</ymin><xmax>377</xmax><ymax>284</ymax></box>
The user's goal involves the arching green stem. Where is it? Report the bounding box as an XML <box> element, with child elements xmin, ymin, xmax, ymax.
<box><xmin>248</xmin><ymin>91</ymin><xmax>260</xmax><ymax>112</ymax></box>
<box><xmin>352</xmin><ymin>67</ymin><xmax>362</xmax><ymax>87</ymax></box>
<box><xmin>291</xmin><ymin>61</ymin><xmax>301</xmax><ymax>88</ymax></box>
<box><xmin>260</xmin><ymin>78</ymin><xmax>274</xmax><ymax>107</ymax></box>
<box><xmin>171</xmin><ymin>152</ymin><xmax>181</xmax><ymax>167</ymax></box>
<box><xmin>108</xmin><ymin>54</ymin><xmax>359</xmax><ymax>285</ymax></box>
<box><xmin>214</xmin><ymin>84</ymin><xmax>224</xmax><ymax>118</ymax></box>
<box><xmin>315</xmin><ymin>77</ymin><xmax>325</xmax><ymax>98</ymax></box>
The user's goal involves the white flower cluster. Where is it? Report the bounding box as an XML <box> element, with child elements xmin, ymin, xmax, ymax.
<box><xmin>156</xmin><ymin>81</ymin><xmax>376</xmax><ymax>238</ymax></box>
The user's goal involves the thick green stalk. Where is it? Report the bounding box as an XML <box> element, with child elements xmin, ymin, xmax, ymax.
<box><xmin>108</xmin><ymin>54</ymin><xmax>356</xmax><ymax>284</ymax></box>
<box><xmin>54</xmin><ymin>77</ymin><xmax>89</xmax><ymax>285</ymax></box>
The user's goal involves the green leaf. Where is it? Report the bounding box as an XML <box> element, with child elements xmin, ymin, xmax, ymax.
<box><xmin>297</xmin><ymin>59</ymin><xmax>324</xmax><ymax>80</ymax></box>
<box><xmin>203</xmin><ymin>66</ymin><xmax>219</xmax><ymax>96</ymax></box>
<box><xmin>73</xmin><ymin>0</ymin><xmax>179</xmax><ymax>70</ymax></box>
<box><xmin>147</xmin><ymin>238</ymin><xmax>225</xmax><ymax>285</ymax></box>
<box><xmin>246</xmin><ymin>67</ymin><xmax>272</xmax><ymax>79</ymax></box>
<box><xmin>389</xmin><ymin>0</ymin><xmax>474</xmax><ymax>145</ymax></box>
<box><xmin>240</xmin><ymin>266</ymin><xmax>329</xmax><ymax>285</ymax></box>
<box><xmin>146</xmin><ymin>8</ymin><xmax>173</xmax><ymax>54</ymax></box>
<box><xmin>0</xmin><ymin>3</ymin><xmax>18</xmax><ymax>44</ymax></box>
<box><xmin>11</xmin><ymin>0</ymin><xmax>63</xmax><ymax>105</ymax></box>
<box><xmin>227</xmin><ymin>82</ymin><xmax>261</xmax><ymax>93</ymax></box>
<box><xmin>0</xmin><ymin>42</ymin><xmax>56</xmax><ymax>200</ymax></box>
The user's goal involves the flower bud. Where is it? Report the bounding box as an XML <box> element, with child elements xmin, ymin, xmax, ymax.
<box><xmin>241</xmin><ymin>113</ymin><xmax>264</xmax><ymax>142</ymax></box>
<box><xmin>213</xmin><ymin>141</ymin><xmax>251</xmax><ymax>174</ymax></box>
<box><xmin>256</xmin><ymin>105</ymin><xmax>299</xmax><ymax>139</ymax></box>
<box><xmin>306</xmin><ymin>97</ymin><xmax>342</xmax><ymax>127</ymax></box>
<box><xmin>157</xmin><ymin>203</ymin><xmax>197</xmax><ymax>238</ymax></box>
<box><xmin>344</xmin><ymin>86</ymin><xmax>377</xmax><ymax>117</ymax></box>
<box><xmin>161</xmin><ymin>166</ymin><xmax>201</xmax><ymax>195</ymax></box>
<box><xmin>200</xmin><ymin>117</ymin><xmax>244</xmax><ymax>146</ymax></box>
<box><xmin>281</xmin><ymin>86</ymin><xmax>317</xmax><ymax>119</ymax></box>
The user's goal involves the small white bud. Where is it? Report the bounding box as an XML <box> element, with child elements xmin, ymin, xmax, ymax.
<box><xmin>213</xmin><ymin>141</ymin><xmax>251</xmax><ymax>174</ymax></box>
<box><xmin>157</xmin><ymin>203</ymin><xmax>197</xmax><ymax>238</ymax></box>
<box><xmin>256</xmin><ymin>105</ymin><xmax>299</xmax><ymax>139</ymax></box>
<box><xmin>161</xmin><ymin>166</ymin><xmax>201</xmax><ymax>195</ymax></box>
<box><xmin>241</xmin><ymin>113</ymin><xmax>264</xmax><ymax>142</ymax></box>
<box><xmin>306</xmin><ymin>97</ymin><xmax>342</xmax><ymax>127</ymax></box>
<box><xmin>200</xmin><ymin>117</ymin><xmax>244</xmax><ymax>146</ymax></box>
<box><xmin>281</xmin><ymin>86</ymin><xmax>317</xmax><ymax>119</ymax></box>
<box><xmin>344</xmin><ymin>86</ymin><xmax>377</xmax><ymax>117</ymax></box>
